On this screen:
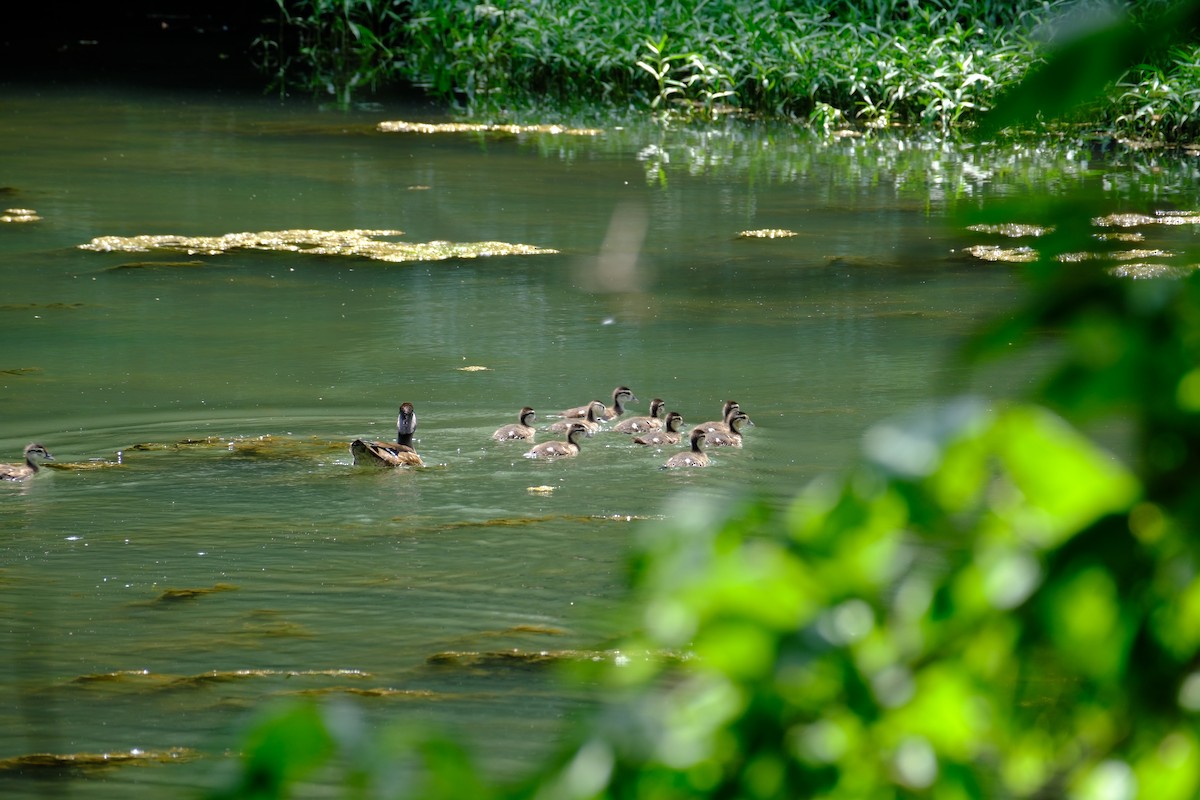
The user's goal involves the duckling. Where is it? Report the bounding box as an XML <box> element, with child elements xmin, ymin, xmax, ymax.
<box><xmin>662</xmin><ymin>427</ymin><xmax>709</xmax><ymax>469</ymax></box>
<box><xmin>613</xmin><ymin>398</ymin><xmax>666</xmax><ymax>434</ymax></box>
<box><xmin>492</xmin><ymin>407</ymin><xmax>537</xmax><ymax>441</ymax></box>
<box><xmin>697</xmin><ymin>400</ymin><xmax>742</xmax><ymax>435</ymax></box>
<box><xmin>633</xmin><ymin>411</ymin><xmax>685</xmax><ymax>446</ymax></box>
<box><xmin>705</xmin><ymin>410</ymin><xmax>754</xmax><ymax>447</ymax></box>
<box><xmin>561</xmin><ymin>386</ymin><xmax>637</xmax><ymax>421</ymax></box>
<box><xmin>351</xmin><ymin>402</ymin><xmax>424</xmax><ymax>467</ymax></box>
<box><xmin>0</xmin><ymin>443</ymin><xmax>54</xmax><ymax>481</ymax></box>
<box><xmin>524</xmin><ymin>422</ymin><xmax>588</xmax><ymax>459</ymax></box>
<box><xmin>547</xmin><ymin>401</ymin><xmax>605</xmax><ymax>434</ymax></box>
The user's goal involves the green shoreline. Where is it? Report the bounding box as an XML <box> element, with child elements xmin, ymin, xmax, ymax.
<box><xmin>260</xmin><ymin>0</ymin><xmax>1200</xmax><ymax>141</ymax></box>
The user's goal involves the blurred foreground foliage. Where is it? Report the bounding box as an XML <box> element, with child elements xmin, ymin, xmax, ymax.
<box><xmin>215</xmin><ymin>5</ymin><xmax>1200</xmax><ymax>799</ymax></box>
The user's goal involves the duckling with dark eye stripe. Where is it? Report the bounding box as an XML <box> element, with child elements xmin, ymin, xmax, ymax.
<box><xmin>560</xmin><ymin>386</ymin><xmax>637</xmax><ymax>421</ymax></box>
<box><xmin>633</xmin><ymin>411</ymin><xmax>685</xmax><ymax>446</ymax></box>
<box><xmin>662</xmin><ymin>427</ymin><xmax>709</xmax><ymax>469</ymax></box>
<box><xmin>698</xmin><ymin>400</ymin><xmax>741</xmax><ymax>435</ymax></box>
<box><xmin>351</xmin><ymin>402</ymin><xmax>424</xmax><ymax>467</ymax></box>
<box><xmin>547</xmin><ymin>401</ymin><xmax>605</xmax><ymax>434</ymax></box>
<box><xmin>524</xmin><ymin>423</ymin><xmax>588</xmax><ymax>459</ymax></box>
<box><xmin>492</xmin><ymin>407</ymin><xmax>537</xmax><ymax>441</ymax></box>
<box><xmin>0</xmin><ymin>443</ymin><xmax>54</xmax><ymax>481</ymax></box>
<box><xmin>705</xmin><ymin>410</ymin><xmax>753</xmax><ymax>447</ymax></box>
<box><xmin>614</xmin><ymin>398</ymin><xmax>666</xmax><ymax>434</ymax></box>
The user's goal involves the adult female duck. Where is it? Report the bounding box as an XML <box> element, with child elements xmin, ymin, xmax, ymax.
<box><xmin>350</xmin><ymin>402</ymin><xmax>424</xmax><ymax>467</ymax></box>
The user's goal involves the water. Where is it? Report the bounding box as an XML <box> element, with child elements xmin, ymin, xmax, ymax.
<box><xmin>2</xmin><ymin>84</ymin><xmax>1193</xmax><ymax>797</ymax></box>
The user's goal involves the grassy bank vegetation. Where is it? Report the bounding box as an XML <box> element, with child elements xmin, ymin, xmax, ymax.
<box><xmin>259</xmin><ymin>0</ymin><xmax>1200</xmax><ymax>140</ymax></box>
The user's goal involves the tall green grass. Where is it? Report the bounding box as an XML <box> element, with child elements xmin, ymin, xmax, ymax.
<box><xmin>396</xmin><ymin>0</ymin><xmax>1064</xmax><ymax>128</ymax></box>
<box><xmin>258</xmin><ymin>0</ymin><xmax>1200</xmax><ymax>140</ymax></box>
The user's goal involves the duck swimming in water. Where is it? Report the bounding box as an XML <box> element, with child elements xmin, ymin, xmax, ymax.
<box><xmin>705</xmin><ymin>410</ymin><xmax>754</xmax><ymax>447</ymax></box>
<box><xmin>524</xmin><ymin>423</ymin><xmax>588</xmax><ymax>459</ymax></box>
<box><xmin>350</xmin><ymin>402</ymin><xmax>424</xmax><ymax>467</ymax></box>
<box><xmin>0</xmin><ymin>443</ymin><xmax>54</xmax><ymax>481</ymax></box>
<box><xmin>560</xmin><ymin>386</ymin><xmax>637</xmax><ymax>421</ymax></box>
<box><xmin>613</xmin><ymin>398</ymin><xmax>666</xmax><ymax>434</ymax></box>
<box><xmin>548</xmin><ymin>401</ymin><xmax>605</xmax><ymax>435</ymax></box>
<box><xmin>662</xmin><ymin>427</ymin><xmax>709</xmax><ymax>469</ymax></box>
<box><xmin>492</xmin><ymin>406</ymin><xmax>537</xmax><ymax>441</ymax></box>
<box><xmin>697</xmin><ymin>400</ymin><xmax>742</xmax><ymax>435</ymax></box>
<box><xmin>633</xmin><ymin>411</ymin><xmax>685</xmax><ymax>446</ymax></box>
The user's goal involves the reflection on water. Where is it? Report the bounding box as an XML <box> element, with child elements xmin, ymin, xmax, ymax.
<box><xmin>0</xmin><ymin>85</ymin><xmax>1193</xmax><ymax>796</ymax></box>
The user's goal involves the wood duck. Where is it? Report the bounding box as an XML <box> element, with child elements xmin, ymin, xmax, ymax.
<box><xmin>662</xmin><ymin>427</ymin><xmax>709</xmax><ymax>468</ymax></box>
<box><xmin>548</xmin><ymin>401</ymin><xmax>605</xmax><ymax>434</ymax></box>
<box><xmin>524</xmin><ymin>422</ymin><xmax>588</xmax><ymax>459</ymax></box>
<box><xmin>350</xmin><ymin>402</ymin><xmax>424</xmax><ymax>467</ymax></box>
<box><xmin>613</xmin><ymin>398</ymin><xmax>666</xmax><ymax>434</ymax></box>
<box><xmin>697</xmin><ymin>400</ymin><xmax>741</xmax><ymax>435</ymax></box>
<box><xmin>492</xmin><ymin>406</ymin><xmax>537</xmax><ymax>441</ymax></box>
<box><xmin>633</xmin><ymin>411</ymin><xmax>685</xmax><ymax>446</ymax></box>
<box><xmin>0</xmin><ymin>443</ymin><xmax>54</xmax><ymax>481</ymax></box>
<box><xmin>705</xmin><ymin>410</ymin><xmax>753</xmax><ymax>447</ymax></box>
<box><xmin>560</xmin><ymin>386</ymin><xmax>637</xmax><ymax>421</ymax></box>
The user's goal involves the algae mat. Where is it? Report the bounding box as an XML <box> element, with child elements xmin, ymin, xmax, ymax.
<box><xmin>79</xmin><ymin>229</ymin><xmax>558</xmax><ymax>263</ymax></box>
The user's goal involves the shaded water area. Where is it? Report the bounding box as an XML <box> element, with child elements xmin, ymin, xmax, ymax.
<box><xmin>3</xmin><ymin>84</ymin><xmax>1199</xmax><ymax>797</ymax></box>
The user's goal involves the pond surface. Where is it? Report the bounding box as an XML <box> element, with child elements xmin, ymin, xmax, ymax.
<box><xmin>1</xmin><ymin>84</ymin><xmax>1196</xmax><ymax>797</ymax></box>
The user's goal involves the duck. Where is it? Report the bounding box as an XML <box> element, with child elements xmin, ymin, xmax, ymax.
<box><xmin>662</xmin><ymin>427</ymin><xmax>709</xmax><ymax>469</ymax></box>
<box><xmin>524</xmin><ymin>422</ymin><xmax>588</xmax><ymax>459</ymax></box>
<box><xmin>547</xmin><ymin>401</ymin><xmax>605</xmax><ymax>434</ymax></box>
<box><xmin>613</xmin><ymin>398</ymin><xmax>666</xmax><ymax>434</ymax></box>
<box><xmin>492</xmin><ymin>406</ymin><xmax>537</xmax><ymax>441</ymax></box>
<box><xmin>633</xmin><ymin>411</ymin><xmax>685</xmax><ymax>446</ymax></box>
<box><xmin>697</xmin><ymin>400</ymin><xmax>742</xmax><ymax>435</ymax></box>
<box><xmin>350</xmin><ymin>402</ymin><xmax>424</xmax><ymax>467</ymax></box>
<box><xmin>705</xmin><ymin>409</ymin><xmax>754</xmax><ymax>447</ymax></box>
<box><xmin>0</xmin><ymin>443</ymin><xmax>54</xmax><ymax>481</ymax></box>
<box><xmin>560</xmin><ymin>386</ymin><xmax>637</xmax><ymax>421</ymax></box>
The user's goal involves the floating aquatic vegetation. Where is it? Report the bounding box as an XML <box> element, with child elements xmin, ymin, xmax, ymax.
<box><xmin>426</xmin><ymin>648</ymin><xmax>689</xmax><ymax>669</ymax></box>
<box><xmin>161</xmin><ymin>669</ymin><xmax>371</xmax><ymax>690</ymax></box>
<box><xmin>71</xmin><ymin>668</ymin><xmax>370</xmax><ymax>689</ymax></box>
<box><xmin>1</xmin><ymin>208</ymin><xmax>40</xmax><ymax>223</ymax></box>
<box><xmin>107</xmin><ymin>260</ymin><xmax>209</xmax><ymax>271</ymax></box>
<box><xmin>1055</xmin><ymin>248</ymin><xmax>1176</xmax><ymax>263</ymax></box>
<box><xmin>290</xmin><ymin>686</ymin><xmax>440</xmax><ymax>699</ymax></box>
<box><xmin>0</xmin><ymin>302</ymin><xmax>84</xmax><ymax>311</ymax></box>
<box><xmin>79</xmin><ymin>229</ymin><xmax>558</xmax><ymax>264</ymax></box>
<box><xmin>963</xmin><ymin>244</ymin><xmax>1038</xmax><ymax>263</ymax></box>
<box><xmin>44</xmin><ymin>458</ymin><xmax>123</xmax><ymax>472</ymax></box>
<box><xmin>378</xmin><ymin>120</ymin><xmax>603</xmax><ymax>136</ymax></box>
<box><xmin>966</xmin><ymin>223</ymin><xmax>1054</xmax><ymax>237</ymax></box>
<box><xmin>153</xmin><ymin>583</ymin><xmax>238</xmax><ymax>602</ymax></box>
<box><xmin>738</xmin><ymin>228</ymin><xmax>798</xmax><ymax>238</ymax></box>
<box><xmin>1109</xmin><ymin>263</ymin><xmax>1198</xmax><ymax>279</ymax></box>
<box><xmin>0</xmin><ymin>748</ymin><xmax>197</xmax><ymax>773</ymax></box>
<box><xmin>1093</xmin><ymin>210</ymin><xmax>1200</xmax><ymax>228</ymax></box>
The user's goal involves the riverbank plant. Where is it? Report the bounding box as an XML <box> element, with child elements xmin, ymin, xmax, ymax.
<box><xmin>258</xmin><ymin>0</ymin><xmax>1200</xmax><ymax>140</ymax></box>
